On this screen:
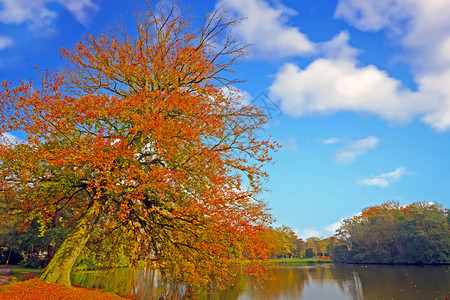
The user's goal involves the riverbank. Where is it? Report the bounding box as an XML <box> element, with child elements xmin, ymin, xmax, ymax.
<box><xmin>269</xmin><ymin>258</ymin><xmax>332</xmax><ymax>264</ymax></box>
<box><xmin>0</xmin><ymin>267</ymin><xmax>134</xmax><ymax>300</ymax></box>
<box><xmin>8</xmin><ymin>266</ymin><xmax>43</xmax><ymax>283</ymax></box>
<box><xmin>0</xmin><ymin>266</ymin><xmax>12</xmax><ymax>287</ymax></box>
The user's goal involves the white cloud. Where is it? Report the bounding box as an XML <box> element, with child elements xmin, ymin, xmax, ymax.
<box><xmin>295</xmin><ymin>228</ymin><xmax>322</xmax><ymax>240</ymax></box>
<box><xmin>280</xmin><ymin>136</ymin><xmax>299</xmax><ymax>152</ymax></box>
<box><xmin>323</xmin><ymin>213</ymin><xmax>364</xmax><ymax>236</ymax></box>
<box><xmin>218</xmin><ymin>0</ymin><xmax>315</xmax><ymax>58</ymax></box>
<box><xmin>247</xmin><ymin>0</ymin><xmax>450</xmax><ymax>132</ymax></box>
<box><xmin>322</xmin><ymin>136</ymin><xmax>380</xmax><ymax>163</ymax></box>
<box><xmin>360</xmin><ymin>167</ymin><xmax>408</xmax><ymax>187</ymax></box>
<box><xmin>0</xmin><ymin>0</ymin><xmax>99</xmax><ymax>31</ymax></box>
<box><xmin>269</xmin><ymin>59</ymin><xmax>429</xmax><ymax>123</ymax></box>
<box><xmin>334</xmin><ymin>0</ymin><xmax>412</xmax><ymax>33</ymax></box>
<box><xmin>0</xmin><ymin>132</ymin><xmax>20</xmax><ymax>144</ymax></box>
<box><xmin>59</xmin><ymin>0</ymin><xmax>99</xmax><ymax>26</ymax></box>
<box><xmin>221</xmin><ymin>86</ymin><xmax>252</xmax><ymax>106</ymax></box>
<box><xmin>296</xmin><ymin>221</ymin><xmax>345</xmax><ymax>239</ymax></box>
<box><xmin>324</xmin><ymin>220</ymin><xmax>342</xmax><ymax>235</ymax></box>
<box><xmin>335</xmin><ymin>136</ymin><xmax>380</xmax><ymax>164</ymax></box>
<box><xmin>269</xmin><ymin>55</ymin><xmax>450</xmax><ymax>131</ymax></box>
<box><xmin>416</xmin><ymin>70</ymin><xmax>450</xmax><ymax>131</ymax></box>
<box><xmin>322</xmin><ymin>137</ymin><xmax>342</xmax><ymax>145</ymax></box>
<box><xmin>319</xmin><ymin>31</ymin><xmax>360</xmax><ymax>62</ymax></box>
<box><xmin>335</xmin><ymin>0</ymin><xmax>450</xmax><ymax>73</ymax></box>
<box><xmin>0</xmin><ymin>36</ymin><xmax>13</xmax><ymax>50</ymax></box>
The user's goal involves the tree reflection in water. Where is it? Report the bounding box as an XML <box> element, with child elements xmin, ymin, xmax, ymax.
<box><xmin>71</xmin><ymin>267</ymin><xmax>187</xmax><ymax>299</ymax></box>
<box><xmin>71</xmin><ymin>264</ymin><xmax>449</xmax><ymax>299</ymax></box>
<box><xmin>225</xmin><ymin>265</ymin><xmax>357</xmax><ymax>300</ymax></box>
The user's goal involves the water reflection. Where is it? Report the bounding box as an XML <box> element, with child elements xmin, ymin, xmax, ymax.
<box><xmin>71</xmin><ymin>264</ymin><xmax>449</xmax><ymax>300</ymax></box>
<box><xmin>212</xmin><ymin>265</ymin><xmax>360</xmax><ymax>300</ymax></box>
<box><xmin>350</xmin><ymin>265</ymin><xmax>450</xmax><ymax>300</ymax></box>
<box><xmin>71</xmin><ymin>267</ymin><xmax>187</xmax><ymax>299</ymax></box>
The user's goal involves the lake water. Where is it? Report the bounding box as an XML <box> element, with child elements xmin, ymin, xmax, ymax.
<box><xmin>71</xmin><ymin>264</ymin><xmax>450</xmax><ymax>299</ymax></box>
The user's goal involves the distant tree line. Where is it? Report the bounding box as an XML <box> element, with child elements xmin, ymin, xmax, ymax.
<box><xmin>331</xmin><ymin>202</ymin><xmax>449</xmax><ymax>264</ymax></box>
<box><xmin>4</xmin><ymin>200</ymin><xmax>447</xmax><ymax>266</ymax></box>
<box><xmin>266</xmin><ymin>225</ymin><xmax>336</xmax><ymax>259</ymax></box>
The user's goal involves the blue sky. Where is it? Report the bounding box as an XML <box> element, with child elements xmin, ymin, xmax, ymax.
<box><xmin>1</xmin><ymin>0</ymin><xmax>450</xmax><ymax>239</ymax></box>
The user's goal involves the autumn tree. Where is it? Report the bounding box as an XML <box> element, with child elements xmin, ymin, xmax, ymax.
<box><xmin>320</xmin><ymin>236</ymin><xmax>338</xmax><ymax>256</ymax></box>
<box><xmin>0</xmin><ymin>1</ymin><xmax>277</xmax><ymax>290</ymax></box>
<box><xmin>272</xmin><ymin>225</ymin><xmax>298</xmax><ymax>258</ymax></box>
<box><xmin>293</xmin><ymin>237</ymin><xmax>306</xmax><ymax>258</ymax></box>
<box><xmin>306</xmin><ymin>237</ymin><xmax>321</xmax><ymax>256</ymax></box>
<box><xmin>304</xmin><ymin>248</ymin><xmax>315</xmax><ymax>258</ymax></box>
<box><xmin>332</xmin><ymin>201</ymin><xmax>449</xmax><ymax>264</ymax></box>
<box><xmin>0</xmin><ymin>190</ymin><xmax>23</xmax><ymax>265</ymax></box>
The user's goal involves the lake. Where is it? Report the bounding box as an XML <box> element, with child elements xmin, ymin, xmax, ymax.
<box><xmin>71</xmin><ymin>264</ymin><xmax>450</xmax><ymax>299</ymax></box>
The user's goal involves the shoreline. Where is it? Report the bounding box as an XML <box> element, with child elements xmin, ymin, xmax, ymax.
<box><xmin>269</xmin><ymin>258</ymin><xmax>332</xmax><ymax>264</ymax></box>
<box><xmin>268</xmin><ymin>259</ymin><xmax>449</xmax><ymax>266</ymax></box>
<box><xmin>0</xmin><ymin>266</ymin><xmax>12</xmax><ymax>287</ymax></box>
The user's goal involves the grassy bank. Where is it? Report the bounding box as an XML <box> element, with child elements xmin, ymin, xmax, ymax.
<box><xmin>9</xmin><ymin>266</ymin><xmax>43</xmax><ymax>283</ymax></box>
<box><xmin>269</xmin><ymin>258</ymin><xmax>332</xmax><ymax>264</ymax></box>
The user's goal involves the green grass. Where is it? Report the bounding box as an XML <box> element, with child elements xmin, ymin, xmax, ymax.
<box><xmin>10</xmin><ymin>266</ymin><xmax>44</xmax><ymax>282</ymax></box>
<box><xmin>269</xmin><ymin>258</ymin><xmax>332</xmax><ymax>264</ymax></box>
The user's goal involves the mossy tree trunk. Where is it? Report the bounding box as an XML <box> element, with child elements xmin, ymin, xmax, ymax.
<box><xmin>39</xmin><ymin>203</ymin><xmax>101</xmax><ymax>286</ymax></box>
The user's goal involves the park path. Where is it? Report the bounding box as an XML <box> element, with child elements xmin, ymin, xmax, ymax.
<box><xmin>0</xmin><ymin>266</ymin><xmax>12</xmax><ymax>287</ymax></box>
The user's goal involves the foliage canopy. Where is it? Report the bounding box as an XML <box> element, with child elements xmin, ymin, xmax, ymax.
<box><xmin>0</xmin><ymin>1</ymin><xmax>277</xmax><ymax>290</ymax></box>
<box><xmin>332</xmin><ymin>201</ymin><xmax>450</xmax><ymax>264</ymax></box>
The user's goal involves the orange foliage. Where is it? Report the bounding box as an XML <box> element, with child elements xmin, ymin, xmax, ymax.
<box><xmin>356</xmin><ymin>202</ymin><xmax>402</xmax><ymax>220</ymax></box>
<box><xmin>0</xmin><ymin>0</ymin><xmax>277</xmax><ymax>290</ymax></box>
<box><xmin>0</xmin><ymin>279</ymin><xmax>133</xmax><ymax>300</ymax></box>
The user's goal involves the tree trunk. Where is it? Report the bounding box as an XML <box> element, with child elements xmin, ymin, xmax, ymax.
<box><xmin>5</xmin><ymin>248</ymin><xmax>12</xmax><ymax>266</ymax></box>
<box><xmin>45</xmin><ymin>242</ymin><xmax>57</xmax><ymax>268</ymax></box>
<box><xmin>39</xmin><ymin>203</ymin><xmax>101</xmax><ymax>286</ymax></box>
<box><xmin>46</xmin><ymin>209</ymin><xmax>62</xmax><ymax>267</ymax></box>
